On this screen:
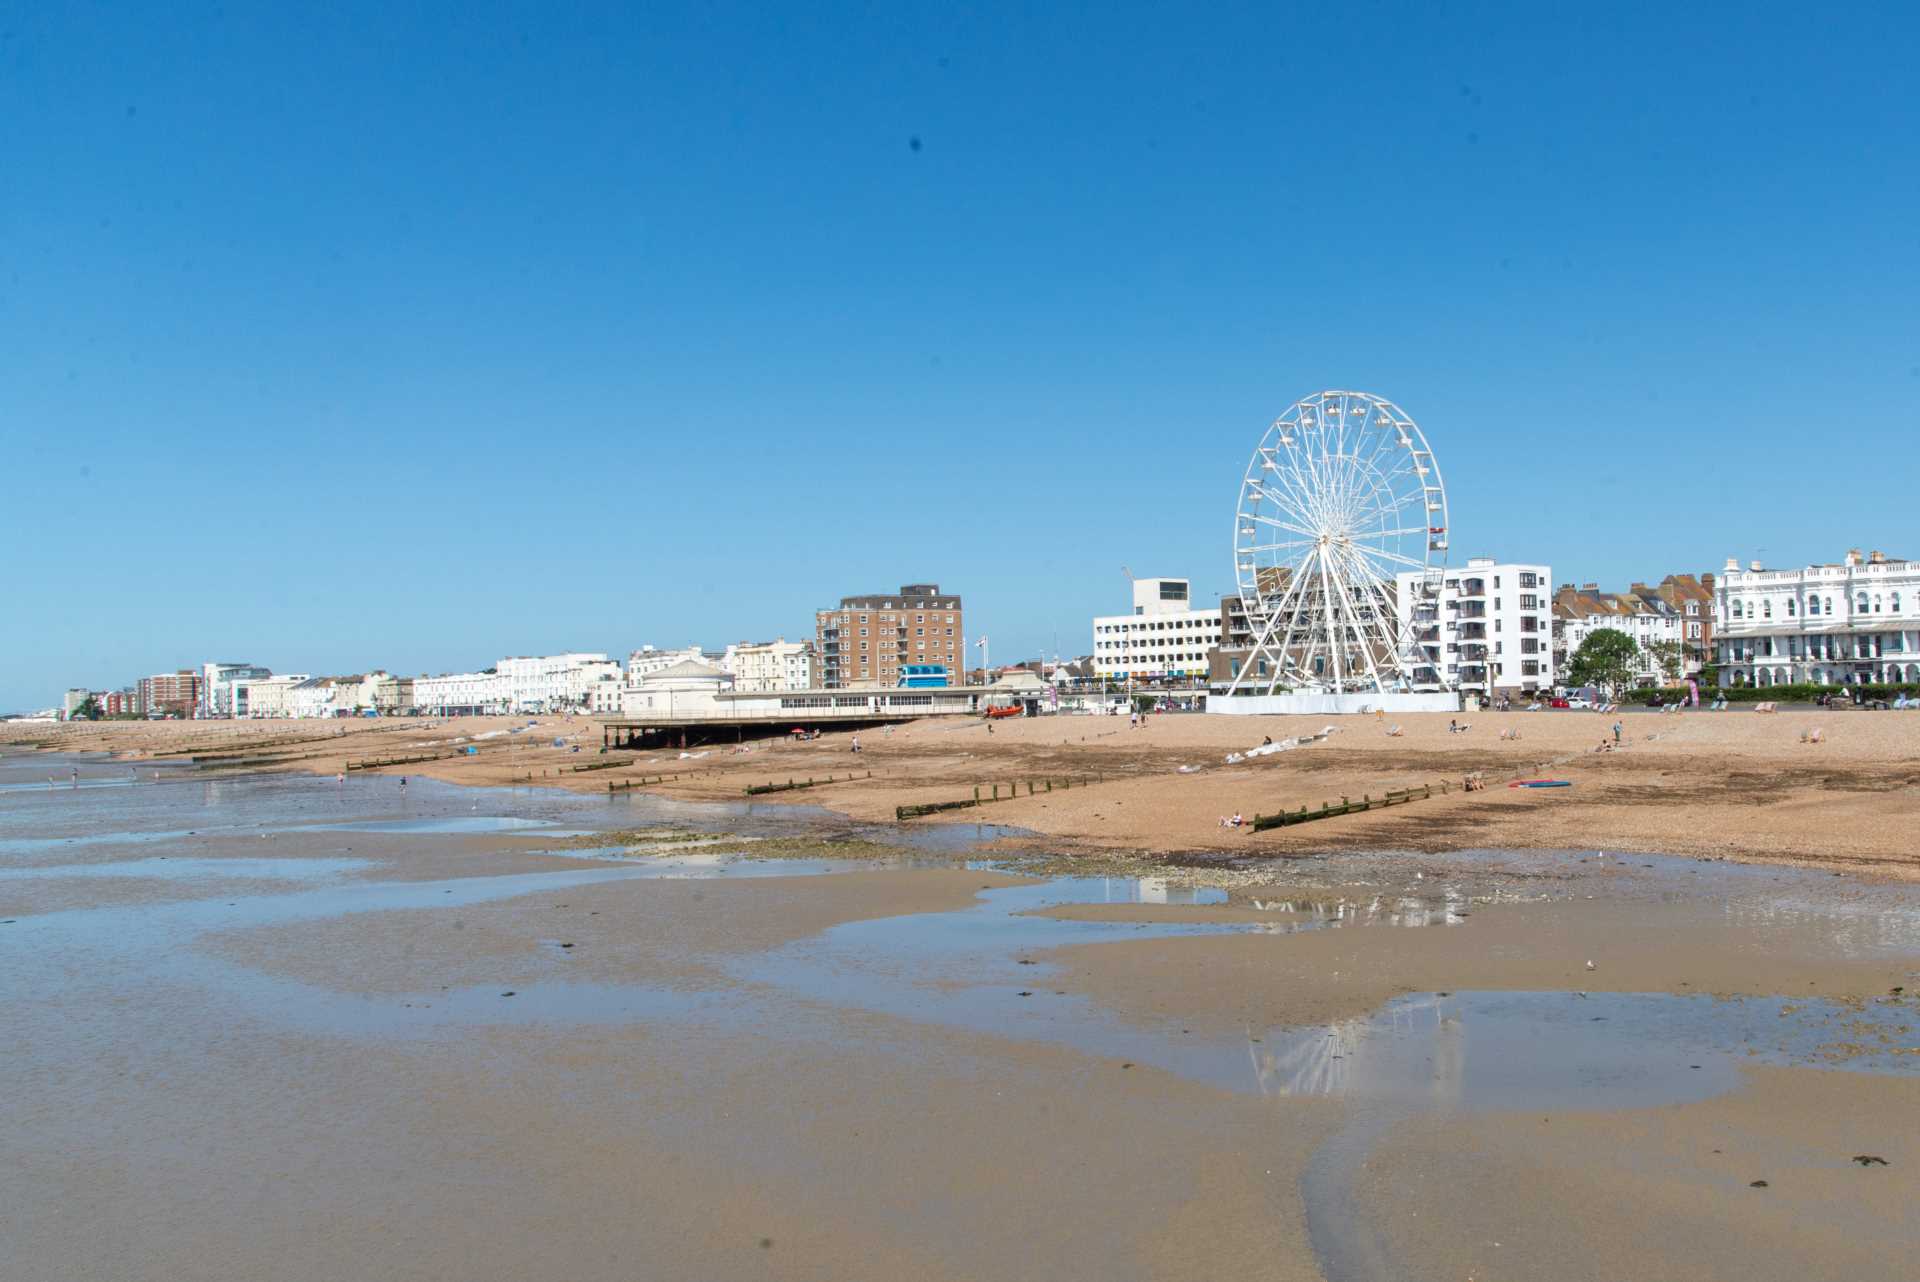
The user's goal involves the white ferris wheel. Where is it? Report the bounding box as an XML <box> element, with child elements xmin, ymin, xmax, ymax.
<box><xmin>1225</xmin><ymin>390</ymin><xmax>1451</xmax><ymax>696</ymax></box>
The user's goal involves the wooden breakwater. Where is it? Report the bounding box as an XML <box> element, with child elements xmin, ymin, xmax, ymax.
<box><xmin>607</xmin><ymin>773</ymin><xmax>688</xmax><ymax>791</ymax></box>
<box><xmin>1251</xmin><ymin>783</ymin><xmax>1442</xmax><ymax>830</ymax></box>
<box><xmin>895</xmin><ymin>775</ymin><xmax>1103</xmax><ymax>821</ymax></box>
<box><xmin>1245</xmin><ymin>746</ymin><xmax>1598</xmax><ymax>831</ymax></box>
<box><xmin>568</xmin><ymin>756</ymin><xmax>636</xmax><ymax>773</ymax></box>
<box><xmin>345</xmin><ymin>752</ymin><xmax>456</xmax><ymax>771</ymax></box>
<box><xmin>745</xmin><ymin>771</ymin><xmax>873</xmax><ymax>796</ymax></box>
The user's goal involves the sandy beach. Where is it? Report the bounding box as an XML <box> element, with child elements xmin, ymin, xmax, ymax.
<box><xmin>17</xmin><ymin>705</ymin><xmax>1920</xmax><ymax>876</ymax></box>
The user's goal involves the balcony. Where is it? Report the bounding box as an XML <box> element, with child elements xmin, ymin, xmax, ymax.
<box><xmin>1455</xmin><ymin>603</ymin><xmax>1486</xmax><ymax>619</ymax></box>
<box><xmin>1460</xmin><ymin>579</ymin><xmax>1487</xmax><ymax>597</ymax></box>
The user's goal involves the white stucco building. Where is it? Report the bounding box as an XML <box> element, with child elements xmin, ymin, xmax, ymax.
<box><xmin>287</xmin><ymin>676</ymin><xmax>359</xmax><ymax>719</ymax></box>
<box><xmin>496</xmin><ymin>653</ymin><xmax>620</xmax><ymax>712</ymax></box>
<box><xmin>1714</xmin><ymin>549</ymin><xmax>1920</xmax><ymax>687</ymax></box>
<box><xmin>722</xmin><ymin>639</ymin><xmax>816</xmax><ymax>692</ymax></box>
<box><xmin>412</xmin><ymin>670</ymin><xmax>511</xmax><ymax>716</ymax></box>
<box><xmin>232</xmin><ymin>673</ymin><xmax>309</xmax><ymax>718</ymax></box>
<box><xmin>618</xmin><ymin>656</ymin><xmax>733</xmax><ymax>717</ymax></box>
<box><xmin>1396</xmin><ymin>558</ymin><xmax>1553</xmax><ymax>698</ymax></box>
<box><xmin>1092</xmin><ymin>578</ymin><xmax>1221</xmax><ymax>682</ymax></box>
<box><xmin>1553</xmin><ymin>587</ymin><xmax>1687</xmax><ymax>686</ymax></box>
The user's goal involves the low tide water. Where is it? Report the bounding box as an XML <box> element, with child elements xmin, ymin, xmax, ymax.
<box><xmin>4</xmin><ymin>748</ymin><xmax>1918</xmax><ymax>1282</ymax></box>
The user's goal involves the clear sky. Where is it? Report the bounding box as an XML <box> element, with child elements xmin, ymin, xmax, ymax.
<box><xmin>3</xmin><ymin>2</ymin><xmax>1917</xmax><ymax>710</ymax></box>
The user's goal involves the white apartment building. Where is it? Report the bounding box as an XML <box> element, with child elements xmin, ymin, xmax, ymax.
<box><xmin>1396</xmin><ymin>558</ymin><xmax>1553</xmax><ymax>698</ymax></box>
<box><xmin>412</xmin><ymin>670</ymin><xmax>511</xmax><ymax>716</ymax></box>
<box><xmin>1715</xmin><ymin>549</ymin><xmax>1920</xmax><ymax>687</ymax></box>
<box><xmin>627</xmin><ymin>646</ymin><xmax>705</xmax><ymax>679</ymax></box>
<box><xmin>722</xmin><ymin>639</ymin><xmax>816</xmax><ymax>692</ymax></box>
<box><xmin>496</xmin><ymin>653</ymin><xmax>619</xmax><ymax>712</ymax></box>
<box><xmin>1092</xmin><ymin>578</ymin><xmax>1221</xmax><ymax>682</ymax></box>
<box><xmin>200</xmin><ymin>663</ymin><xmax>272</xmax><ymax>717</ymax></box>
<box><xmin>233</xmin><ymin>673</ymin><xmax>309</xmax><ymax>718</ymax></box>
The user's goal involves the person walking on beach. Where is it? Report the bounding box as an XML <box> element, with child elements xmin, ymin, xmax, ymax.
<box><xmin>1612</xmin><ymin>720</ymin><xmax>1622</xmax><ymax>745</ymax></box>
<box><xmin>851</xmin><ymin>734</ymin><xmax>861</xmax><ymax>754</ymax></box>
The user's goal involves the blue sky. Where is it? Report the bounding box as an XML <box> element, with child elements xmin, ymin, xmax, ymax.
<box><xmin>3</xmin><ymin>2</ymin><xmax>1917</xmax><ymax>709</ymax></box>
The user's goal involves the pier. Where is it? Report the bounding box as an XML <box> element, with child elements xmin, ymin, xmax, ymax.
<box><xmin>596</xmin><ymin>684</ymin><xmax>1011</xmax><ymax>750</ymax></box>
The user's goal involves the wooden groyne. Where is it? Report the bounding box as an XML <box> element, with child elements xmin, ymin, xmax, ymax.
<box><xmin>345</xmin><ymin>752</ymin><xmax>456</xmax><ymax>771</ymax></box>
<box><xmin>895</xmin><ymin>775</ymin><xmax>1103</xmax><ymax>821</ymax></box>
<box><xmin>744</xmin><ymin>771</ymin><xmax>872</xmax><ymax>796</ymax></box>
<box><xmin>1251</xmin><ymin>783</ymin><xmax>1441</xmax><ymax>831</ymax></box>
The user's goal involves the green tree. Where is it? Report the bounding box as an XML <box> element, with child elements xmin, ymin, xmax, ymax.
<box><xmin>1646</xmin><ymin>639</ymin><xmax>1686</xmax><ymax>683</ymax></box>
<box><xmin>1567</xmin><ymin>628</ymin><xmax>1641</xmax><ymax>698</ymax></box>
<box><xmin>71</xmin><ymin>695</ymin><xmax>101</xmax><ymax>721</ymax></box>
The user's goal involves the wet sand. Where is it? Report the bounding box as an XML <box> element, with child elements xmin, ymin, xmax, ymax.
<box><xmin>4</xmin><ymin>752</ymin><xmax>1919</xmax><ymax>1280</ymax></box>
<box><xmin>1356</xmin><ymin>1066</ymin><xmax>1918</xmax><ymax>1282</ymax></box>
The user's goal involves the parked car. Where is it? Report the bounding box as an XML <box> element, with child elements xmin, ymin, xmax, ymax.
<box><xmin>1565</xmin><ymin>696</ymin><xmax>1594</xmax><ymax>711</ymax></box>
<box><xmin>1549</xmin><ymin>697</ymin><xmax>1570</xmax><ymax>709</ymax></box>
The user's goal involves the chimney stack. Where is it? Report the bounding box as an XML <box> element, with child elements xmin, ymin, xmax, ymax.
<box><xmin>1846</xmin><ymin>548</ymin><xmax>1862</xmax><ymax>566</ymax></box>
<box><xmin>1724</xmin><ymin>557</ymin><xmax>1740</xmax><ymax>572</ymax></box>
<box><xmin>1750</xmin><ymin>560</ymin><xmax>1763</xmax><ymax>572</ymax></box>
<box><xmin>1870</xmin><ymin>550</ymin><xmax>1886</xmax><ymax>564</ymax></box>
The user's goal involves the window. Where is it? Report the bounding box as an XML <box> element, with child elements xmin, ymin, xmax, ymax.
<box><xmin>1763</xmin><ymin>600</ymin><xmax>1771</xmax><ymax>618</ymax></box>
<box><xmin>1733</xmin><ymin>600</ymin><xmax>1744</xmax><ymax>619</ymax></box>
<box><xmin>1857</xmin><ymin>592</ymin><xmax>1869</xmax><ymax>613</ymax></box>
<box><xmin>1787</xmin><ymin>599</ymin><xmax>1796</xmax><ymax>616</ymax></box>
<box><xmin>1808</xmin><ymin>596</ymin><xmax>1820</xmax><ymax>616</ymax></box>
<box><xmin>1894</xmin><ymin>592</ymin><xmax>1903</xmax><ymax>613</ymax></box>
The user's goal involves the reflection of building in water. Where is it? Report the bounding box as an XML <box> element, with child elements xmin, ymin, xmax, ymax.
<box><xmin>1246</xmin><ymin>890</ymin><xmax>1476</xmax><ymax>928</ymax></box>
<box><xmin>1248</xmin><ymin>994</ymin><xmax>1464</xmax><ymax>1105</ymax></box>
<box><xmin>1136</xmin><ymin>877</ymin><xmax>1169</xmax><ymax>905</ymax></box>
